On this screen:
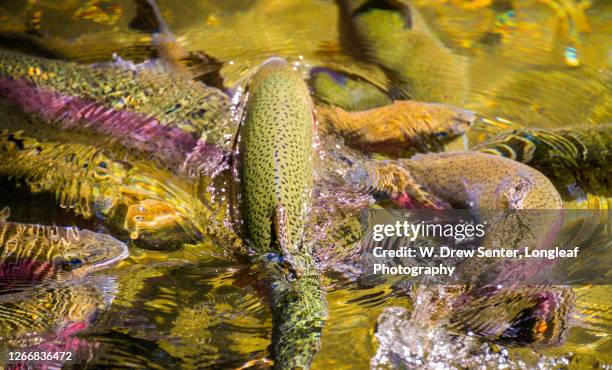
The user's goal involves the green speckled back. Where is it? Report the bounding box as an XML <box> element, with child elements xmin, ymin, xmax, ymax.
<box><xmin>240</xmin><ymin>58</ymin><xmax>314</xmax><ymax>262</ymax></box>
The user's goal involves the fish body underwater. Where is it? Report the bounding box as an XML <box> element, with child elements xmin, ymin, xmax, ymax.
<box><xmin>0</xmin><ymin>207</ymin><xmax>128</xmax><ymax>276</ymax></box>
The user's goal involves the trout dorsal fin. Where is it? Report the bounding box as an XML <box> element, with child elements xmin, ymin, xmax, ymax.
<box><xmin>0</xmin><ymin>207</ymin><xmax>10</xmax><ymax>222</ymax></box>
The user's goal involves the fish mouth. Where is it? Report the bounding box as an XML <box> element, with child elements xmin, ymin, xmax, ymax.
<box><xmin>454</xmin><ymin>110</ymin><xmax>476</xmax><ymax>132</ymax></box>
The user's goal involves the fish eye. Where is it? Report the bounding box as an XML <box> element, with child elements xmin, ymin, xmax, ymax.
<box><xmin>64</xmin><ymin>255</ymin><xmax>84</xmax><ymax>269</ymax></box>
<box><xmin>93</xmin><ymin>161</ymin><xmax>110</xmax><ymax>179</ymax></box>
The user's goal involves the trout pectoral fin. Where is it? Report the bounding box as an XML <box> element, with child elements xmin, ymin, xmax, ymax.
<box><xmin>0</xmin><ymin>207</ymin><xmax>10</xmax><ymax>222</ymax></box>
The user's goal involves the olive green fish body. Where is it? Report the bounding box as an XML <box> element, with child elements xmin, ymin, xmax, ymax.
<box><xmin>240</xmin><ymin>58</ymin><xmax>326</xmax><ymax>369</ymax></box>
<box><xmin>401</xmin><ymin>152</ymin><xmax>563</xmax><ymax>288</ymax></box>
<box><xmin>270</xmin><ymin>274</ymin><xmax>326</xmax><ymax>368</ymax></box>
<box><xmin>309</xmin><ymin>68</ymin><xmax>391</xmax><ymax>111</ymax></box>
<box><xmin>240</xmin><ymin>58</ymin><xmax>315</xmax><ymax>272</ymax></box>
<box><xmin>401</xmin><ymin>152</ymin><xmax>563</xmax><ymax>210</ymax></box>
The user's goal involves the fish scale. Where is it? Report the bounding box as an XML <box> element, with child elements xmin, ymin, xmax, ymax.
<box><xmin>0</xmin><ymin>49</ymin><xmax>228</xmax><ymax>134</ymax></box>
<box><xmin>474</xmin><ymin>124</ymin><xmax>612</xmax><ymax>196</ymax></box>
<box><xmin>239</xmin><ymin>58</ymin><xmax>326</xmax><ymax>369</ymax></box>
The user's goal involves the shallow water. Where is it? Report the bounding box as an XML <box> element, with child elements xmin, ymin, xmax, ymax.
<box><xmin>0</xmin><ymin>0</ymin><xmax>610</xmax><ymax>369</ymax></box>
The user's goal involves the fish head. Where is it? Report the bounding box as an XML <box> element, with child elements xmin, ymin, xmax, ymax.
<box><xmin>54</xmin><ymin>230</ymin><xmax>128</xmax><ymax>273</ymax></box>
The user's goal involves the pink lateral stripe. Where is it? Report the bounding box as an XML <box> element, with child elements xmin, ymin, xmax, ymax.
<box><xmin>0</xmin><ymin>75</ymin><xmax>200</xmax><ymax>165</ymax></box>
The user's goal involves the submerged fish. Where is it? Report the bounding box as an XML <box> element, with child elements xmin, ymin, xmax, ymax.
<box><xmin>448</xmin><ymin>285</ymin><xmax>576</xmax><ymax>347</ymax></box>
<box><xmin>474</xmin><ymin>124</ymin><xmax>612</xmax><ymax>198</ymax></box>
<box><xmin>317</xmin><ymin>100</ymin><xmax>474</xmax><ymax>156</ymax></box>
<box><xmin>0</xmin><ymin>47</ymin><xmax>232</xmax><ymax>176</ymax></box>
<box><xmin>0</xmin><ymin>275</ymin><xmax>115</xmax><ymax>351</ymax></box>
<box><xmin>0</xmin><ymin>37</ymin><xmax>573</xmax><ymax>370</ymax></box>
<box><xmin>0</xmin><ymin>207</ymin><xmax>128</xmax><ymax>275</ymax></box>
<box><xmin>309</xmin><ymin>67</ymin><xmax>392</xmax><ymax>111</ymax></box>
<box><xmin>372</xmin><ymin>285</ymin><xmax>575</xmax><ymax>368</ymax></box>
<box><xmin>0</xmin><ymin>129</ymin><xmax>205</xmax><ymax>251</ymax></box>
<box><xmin>338</xmin><ymin>0</ymin><xmax>469</xmax><ymax>104</ymax></box>
<box><xmin>399</xmin><ymin>151</ymin><xmax>563</xmax><ymax>210</ymax></box>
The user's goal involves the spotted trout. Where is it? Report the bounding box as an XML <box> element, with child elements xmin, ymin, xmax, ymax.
<box><xmin>239</xmin><ymin>58</ymin><xmax>325</xmax><ymax>369</ymax></box>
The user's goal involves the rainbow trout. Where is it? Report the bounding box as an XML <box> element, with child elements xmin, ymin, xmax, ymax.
<box><xmin>373</xmin><ymin>285</ymin><xmax>575</xmax><ymax>368</ymax></box>
<box><xmin>240</xmin><ymin>58</ymin><xmax>314</xmax><ymax>271</ymax></box>
<box><xmin>399</xmin><ymin>152</ymin><xmax>563</xmax><ymax>210</ymax></box>
<box><xmin>0</xmin><ymin>207</ymin><xmax>128</xmax><ymax>277</ymax></box>
<box><xmin>240</xmin><ymin>58</ymin><xmax>325</xmax><ymax>369</ymax></box>
<box><xmin>0</xmin><ymin>48</ymin><xmax>233</xmax><ymax>176</ymax></box>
